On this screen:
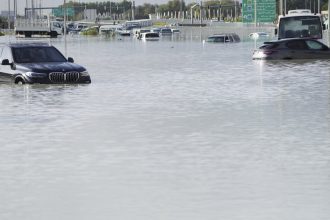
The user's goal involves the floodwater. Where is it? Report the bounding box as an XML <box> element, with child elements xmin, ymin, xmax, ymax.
<box><xmin>1</xmin><ymin>30</ymin><xmax>330</xmax><ymax>220</ymax></box>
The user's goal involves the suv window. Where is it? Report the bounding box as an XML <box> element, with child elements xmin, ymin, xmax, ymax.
<box><xmin>214</xmin><ymin>36</ymin><xmax>224</xmax><ymax>42</ymax></box>
<box><xmin>305</xmin><ymin>40</ymin><xmax>325</xmax><ymax>50</ymax></box>
<box><xmin>1</xmin><ymin>47</ymin><xmax>13</xmax><ymax>62</ymax></box>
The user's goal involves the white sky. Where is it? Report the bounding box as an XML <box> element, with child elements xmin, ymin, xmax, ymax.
<box><xmin>1</xmin><ymin>0</ymin><xmax>192</xmax><ymax>15</ymax></box>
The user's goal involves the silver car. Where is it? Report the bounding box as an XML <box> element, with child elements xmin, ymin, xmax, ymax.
<box><xmin>252</xmin><ymin>38</ymin><xmax>330</xmax><ymax>60</ymax></box>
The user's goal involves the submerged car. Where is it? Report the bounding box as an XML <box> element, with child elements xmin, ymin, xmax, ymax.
<box><xmin>139</xmin><ymin>32</ymin><xmax>160</xmax><ymax>41</ymax></box>
<box><xmin>206</xmin><ymin>33</ymin><xmax>240</xmax><ymax>43</ymax></box>
<box><xmin>248</xmin><ymin>32</ymin><xmax>270</xmax><ymax>40</ymax></box>
<box><xmin>0</xmin><ymin>42</ymin><xmax>91</xmax><ymax>84</ymax></box>
<box><xmin>253</xmin><ymin>38</ymin><xmax>330</xmax><ymax>60</ymax></box>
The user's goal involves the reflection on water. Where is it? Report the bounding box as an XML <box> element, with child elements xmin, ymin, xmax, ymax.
<box><xmin>1</xmin><ymin>34</ymin><xmax>330</xmax><ymax>220</ymax></box>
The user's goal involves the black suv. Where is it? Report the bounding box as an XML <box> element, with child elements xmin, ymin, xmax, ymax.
<box><xmin>0</xmin><ymin>43</ymin><xmax>91</xmax><ymax>84</ymax></box>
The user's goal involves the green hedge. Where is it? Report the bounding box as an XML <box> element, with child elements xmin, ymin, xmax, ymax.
<box><xmin>80</xmin><ymin>27</ymin><xmax>99</xmax><ymax>36</ymax></box>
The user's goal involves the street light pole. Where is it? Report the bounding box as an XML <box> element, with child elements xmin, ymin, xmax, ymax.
<box><xmin>109</xmin><ymin>0</ymin><xmax>112</xmax><ymax>20</ymax></box>
<box><xmin>8</xmin><ymin>0</ymin><xmax>11</xmax><ymax>30</ymax></box>
<box><xmin>190</xmin><ymin>3</ymin><xmax>199</xmax><ymax>24</ymax></box>
<box><xmin>64</xmin><ymin>0</ymin><xmax>67</xmax><ymax>56</ymax></box>
<box><xmin>254</xmin><ymin>0</ymin><xmax>257</xmax><ymax>27</ymax></box>
<box><xmin>328</xmin><ymin>0</ymin><xmax>330</xmax><ymax>46</ymax></box>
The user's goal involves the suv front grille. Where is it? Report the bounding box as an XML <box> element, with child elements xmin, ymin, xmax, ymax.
<box><xmin>49</xmin><ymin>72</ymin><xmax>80</xmax><ymax>83</ymax></box>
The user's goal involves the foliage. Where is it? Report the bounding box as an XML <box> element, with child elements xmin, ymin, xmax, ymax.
<box><xmin>158</xmin><ymin>0</ymin><xmax>185</xmax><ymax>13</ymax></box>
<box><xmin>153</xmin><ymin>21</ymin><xmax>168</xmax><ymax>26</ymax></box>
<box><xmin>135</xmin><ymin>3</ymin><xmax>156</xmax><ymax>19</ymax></box>
<box><xmin>80</xmin><ymin>27</ymin><xmax>99</xmax><ymax>36</ymax></box>
<box><xmin>61</xmin><ymin>0</ymin><xmax>133</xmax><ymax>19</ymax></box>
<box><xmin>0</xmin><ymin>16</ymin><xmax>8</xmax><ymax>29</ymax></box>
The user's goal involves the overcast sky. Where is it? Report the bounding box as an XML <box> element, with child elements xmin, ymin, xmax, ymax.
<box><xmin>1</xmin><ymin>0</ymin><xmax>187</xmax><ymax>15</ymax></box>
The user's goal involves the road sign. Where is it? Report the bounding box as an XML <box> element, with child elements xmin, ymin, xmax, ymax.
<box><xmin>242</xmin><ymin>0</ymin><xmax>276</xmax><ymax>23</ymax></box>
<box><xmin>52</xmin><ymin>7</ymin><xmax>74</xmax><ymax>17</ymax></box>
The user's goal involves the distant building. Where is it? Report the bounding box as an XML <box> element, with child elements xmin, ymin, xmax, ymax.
<box><xmin>1</xmin><ymin>11</ymin><xmax>15</xmax><ymax>21</ymax></box>
<box><xmin>84</xmin><ymin>9</ymin><xmax>97</xmax><ymax>21</ymax></box>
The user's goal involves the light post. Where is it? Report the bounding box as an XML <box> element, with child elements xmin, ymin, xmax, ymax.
<box><xmin>200</xmin><ymin>1</ymin><xmax>203</xmax><ymax>25</ymax></box>
<box><xmin>109</xmin><ymin>1</ymin><xmax>112</xmax><ymax>20</ymax></box>
<box><xmin>219</xmin><ymin>0</ymin><xmax>222</xmax><ymax>21</ymax></box>
<box><xmin>63</xmin><ymin>0</ymin><xmax>67</xmax><ymax>36</ymax></box>
<box><xmin>328</xmin><ymin>1</ymin><xmax>330</xmax><ymax>46</ymax></box>
<box><xmin>8</xmin><ymin>0</ymin><xmax>11</xmax><ymax>30</ymax></box>
<box><xmin>190</xmin><ymin>3</ymin><xmax>199</xmax><ymax>24</ymax></box>
<box><xmin>131</xmin><ymin>1</ymin><xmax>135</xmax><ymax>20</ymax></box>
<box><xmin>254</xmin><ymin>0</ymin><xmax>257</xmax><ymax>27</ymax></box>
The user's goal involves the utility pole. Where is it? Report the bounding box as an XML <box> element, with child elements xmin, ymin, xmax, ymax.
<box><xmin>64</xmin><ymin>0</ymin><xmax>67</xmax><ymax>57</ymax></box>
<box><xmin>109</xmin><ymin>1</ymin><xmax>112</xmax><ymax>20</ymax></box>
<box><xmin>180</xmin><ymin>0</ymin><xmax>183</xmax><ymax>20</ymax></box>
<box><xmin>190</xmin><ymin>3</ymin><xmax>199</xmax><ymax>24</ymax></box>
<box><xmin>234</xmin><ymin>1</ymin><xmax>237</xmax><ymax>21</ymax></box>
<box><xmin>200</xmin><ymin>1</ymin><xmax>203</xmax><ymax>25</ymax></box>
<box><xmin>8</xmin><ymin>0</ymin><xmax>11</xmax><ymax>30</ymax></box>
<box><xmin>328</xmin><ymin>0</ymin><xmax>330</xmax><ymax>46</ymax></box>
<box><xmin>31</xmin><ymin>0</ymin><xmax>35</xmax><ymax>20</ymax></box>
<box><xmin>131</xmin><ymin>1</ymin><xmax>135</xmax><ymax>20</ymax></box>
<box><xmin>254</xmin><ymin>0</ymin><xmax>257</xmax><ymax>27</ymax></box>
<box><xmin>14</xmin><ymin>0</ymin><xmax>17</xmax><ymax>29</ymax></box>
<box><xmin>64</xmin><ymin>0</ymin><xmax>67</xmax><ymax>35</ymax></box>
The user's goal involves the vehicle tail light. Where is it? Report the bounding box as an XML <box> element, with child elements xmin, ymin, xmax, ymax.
<box><xmin>263</xmin><ymin>50</ymin><xmax>277</xmax><ymax>55</ymax></box>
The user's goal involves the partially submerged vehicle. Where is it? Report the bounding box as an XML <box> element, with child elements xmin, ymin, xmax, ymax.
<box><xmin>15</xmin><ymin>18</ymin><xmax>63</xmax><ymax>38</ymax></box>
<box><xmin>99</xmin><ymin>25</ymin><xmax>121</xmax><ymax>36</ymax></box>
<box><xmin>139</xmin><ymin>32</ymin><xmax>160</xmax><ymax>41</ymax></box>
<box><xmin>0</xmin><ymin>42</ymin><xmax>91</xmax><ymax>84</ymax></box>
<box><xmin>134</xmin><ymin>28</ymin><xmax>150</xmax><ymax>38</ymax></box>
<box><xmin>252</xmin><ymin>38</ymin><xmax>330</xmax><ymax>60</ymax></box>
<box><xmin>159</xmin><ymin>28</ymin><xmax>173</xmax><ymax>36</ymax></box>
<box><xmin>249</xmin><ymin>32</ymin><xmax>270</xmax><ymax>40</ymax></box>
<box><xmin>206</xmin><ymin>33</ymin><xmax>240</xmax><ymax>43</ymax></box>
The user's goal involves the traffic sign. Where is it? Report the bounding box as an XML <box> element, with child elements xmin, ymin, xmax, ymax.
<box><xmin>242</xmin><ymin>0</ymin><xmax>276</xmax><ymax>23</ymax></box>
<box><xmin>52</xmin><ymin>7</ymin><xmax>74</xmax><ymax>17</ymax></box>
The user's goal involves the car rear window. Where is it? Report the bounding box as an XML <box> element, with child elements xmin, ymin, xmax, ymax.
<box><xmin>13</xmin><ymin>46</ymin><xmax>67</xmax><ymax>63</ymax></box>
<box><xmin>286</xmin><ymin>40</ymin><xmax>308</xmax><ymax>49</ymax></box>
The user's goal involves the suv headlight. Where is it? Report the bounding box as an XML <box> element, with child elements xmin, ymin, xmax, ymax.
<box><xmin>25</xmin><ymin>72</ymin><xmax>47</xmax><ymax>78</ymax></box>
<box><xmin>80</xmin><ymin>71</ymin><xmax>89</xmax><ymax>77</ymax></box>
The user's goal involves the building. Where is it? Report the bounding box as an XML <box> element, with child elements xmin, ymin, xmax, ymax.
<box><xmin>0</xmin><ymin>11</ymin><xmax>15</xmax><ymax>21</ymax></box>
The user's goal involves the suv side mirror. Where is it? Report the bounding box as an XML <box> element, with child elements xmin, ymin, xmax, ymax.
<box><xmin>323</xmin><ymin>24</ymin><xmax>326</xmax><ymax>30</ymax></box>
<box><xmin>1</xmin><ymin>59</ymin><xmax>10</xmax><ymax>65</ymax></box>
<box><xmin>274</xmin><ymin>28</ymin><xmax>278</xmax><ymax>35</ymax></box>
<box><xmin>68</xmin><ymin>57</ymin><xmax>74</xmax><ymax>63</ymax></box>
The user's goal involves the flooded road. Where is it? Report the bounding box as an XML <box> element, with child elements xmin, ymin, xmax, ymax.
<box><xmin>1</xmin><ymin>34</ymin><xmax>330</xmax><ymax>220</ymax></box>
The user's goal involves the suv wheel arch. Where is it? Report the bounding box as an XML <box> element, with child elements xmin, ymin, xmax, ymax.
<box><xmin>14</xmin><ymin>76</ymin><xmax>26</xmax><ymax>84</ymax></box>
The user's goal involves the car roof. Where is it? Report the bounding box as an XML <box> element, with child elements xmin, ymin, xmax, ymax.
<box><xmin>264</xmin><ymin>38</ymin><xmax>319</xmax><ymax>44</ymax></box>
<box><xmin>211</xmin><ymin>33</ymin><xmax>238</xmax><ymax>36</ymax></box>
<box><xmin>3</xmin><ymin>42</ymin><xmax>51</xmax><ymax>48</ymax></box>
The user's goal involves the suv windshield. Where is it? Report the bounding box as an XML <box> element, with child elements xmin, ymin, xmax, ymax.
<box><xmin>12</xmin><ymin>46</ymin><xmax>67</xmax><ymax>63</ymax></box>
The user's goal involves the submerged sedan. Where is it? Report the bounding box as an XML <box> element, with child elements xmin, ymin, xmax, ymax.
<box><xmin>206</xmin><ymin>33</ymin><xmax>241</xmax><ymax>43</ymax></box>
<box><xmin>0</xmin><ymin>42</ymin><xmax>91</xmax><ymax>84</ymax></box>
<box><xmin>253</xmin><ymin>38</ymin><xmax>330</xmax><ymax>60</ymax></box>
